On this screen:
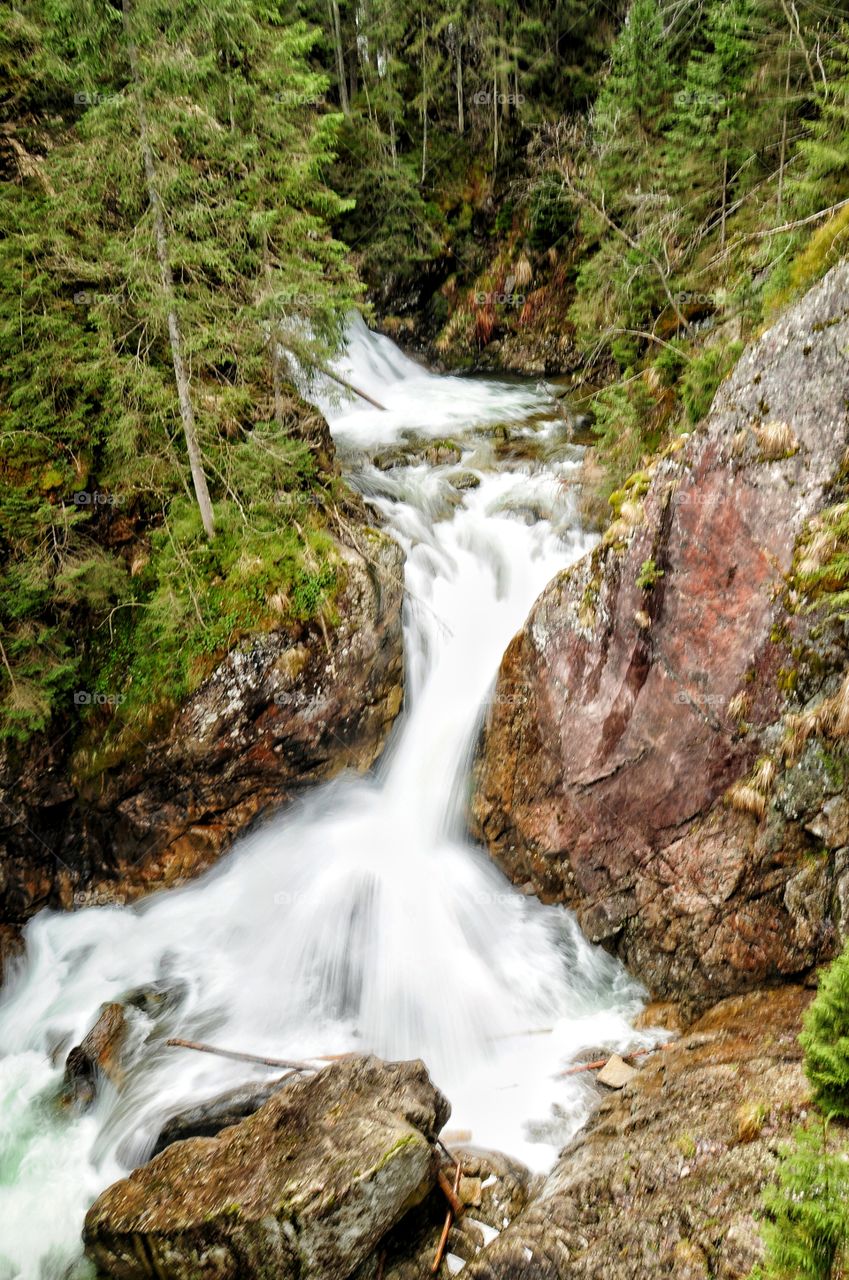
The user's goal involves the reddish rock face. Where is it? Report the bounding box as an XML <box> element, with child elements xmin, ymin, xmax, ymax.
<box><xmin>471</xmin><ymin>261</ymin><xmax>849</xmax><ymax>1008</ymax></box>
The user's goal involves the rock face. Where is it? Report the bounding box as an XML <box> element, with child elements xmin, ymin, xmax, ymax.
<box><xmin>471</xmin><ymin>259</ymin><xmax>849</xmax><ymax>1007</ymax></box>
<box><xmin>352</xmin><ymin>1147</ymin><xmax>535</xmax><ymax>1280</ymax></box>
<box><xmin>0</xmin><ymin>525</ymin><xmax>404</xmax><ymax>972</ymax></box>
<box><xmin>84</xmin><ymin>1056</ymin><xmax>449</xmax><ymax>1280</ymax></box>
<box><xmin>461</xmin><ymin>985</ymin><xmax>812</xmax><ymax>1280</ymax></box>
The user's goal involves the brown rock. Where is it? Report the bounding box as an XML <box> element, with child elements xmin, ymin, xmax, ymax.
<box><xmin>461</xmin><ymin>986</ymin><xmax>812</xmax><ymax>1280</ymax></box>
<box><xmin>61</xmin><ymin>1002</ymin><xmax>128</xmax><ymax>1109</ymax></box>
<box><xmin>0</xmin><ymin>523</ymin><xmax>404</xmax><ymax>944</ymax></box>
<box><xmin>471</xmin><ymin>259</ymin><xmax>849</xmax><ymax>1007</ymax></box>
<box><xmin>84</xmin><ymin>1056</ymin><xmax>449</xmax><ymax>1280</ymax></box>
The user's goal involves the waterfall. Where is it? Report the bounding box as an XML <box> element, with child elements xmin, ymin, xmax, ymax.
<box><xmin>0</xmin><ymin>318</ymin><xmax>645</xmax><ymax>1280</ymax></box>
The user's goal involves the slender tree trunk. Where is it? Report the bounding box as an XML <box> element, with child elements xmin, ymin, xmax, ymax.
<box><xmin>328</xmin><ymin>0</ymin><xmax>350</xmax><ymax>114</ymax></box>
<box><xmin>492</xmin><ymin>70</ymin><xmax>498</xmax><ymax>169</ymax></box>
<box><xmin>420</xmin><ymin>6</ymin><xmax>428</xmax><ymax>182</ymax></box>
<box><xmin>122</xmin><ymin>0</ymin><xmax>215</xmax><ymax>539</ymax></box>
<box><xmin>720</xmin><ymin>106</ymin><xmax>730</xmax><ymax>249</ymax></box>
<box><xmin>456</xmin><ymin>41</ymin><xmax>464</xmax><ymax>134</ymax></box>
<box><xmin>777</xmin><ymin>43</ymin><xmax>791</xmax><ymax>219</ymax></box>
<box><xmin>262</xmin><ymin>232</ymin><xmax>285</xmax><ymax>432</ymax></box>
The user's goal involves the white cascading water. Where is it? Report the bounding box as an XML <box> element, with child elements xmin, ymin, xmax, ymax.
<box><xmin>0</xmin><ymin>315</ymin><xmax>646</xmax><ymax>1280</ymax></box>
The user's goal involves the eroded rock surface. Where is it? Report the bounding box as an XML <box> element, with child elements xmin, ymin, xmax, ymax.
<box><xmin>0</xmin><ymin>525</ymin><xmax>404</xmax><ymax>971</ymax></box>
<box><xmin>472</xmin><ymin>259</ymin><xmax>849</xmax><ymax>1006</ymax></box>
<box><xmin>84</xmin><ymin>1056</ymin><xmax>449</xmax><ymax>1280</ymax></box>
<box><xmin>462</xmin><ymin>986</ymin><xmax>811</xmax><ymax>1280</ymax></box>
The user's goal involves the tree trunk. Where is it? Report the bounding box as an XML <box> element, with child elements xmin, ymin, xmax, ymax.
<box><xmin>122</xmin><ymin>0</ymin><xmax>215</xmax><ymax>540</ymax></box>
<box><xmin>456</xmin><ymin>41</ymin><xmax>464</xmax><ymax>134</ymax></box>
<box><xmin>420</xmin><ymin>6</ymin><xmax>428</xmax><ymax>182</ymax></box>
<box><xmin>492</xmin><ymin>70</ymin><xmax>499</xmax><ymax>169</ymax></box>
<box><xmin>777</xmin><ymin>43</ymin><xmax>791</xmax><ymax>219</ymax></box>
<box><xmin>720</xmin><ymin>106</ymin><xmax>730</xmax><ymax>250</ymax></box>
<box><xmin>328</xmin><ymin>0</ymin><xmax>350</xmax><ymax>115</ymax></box>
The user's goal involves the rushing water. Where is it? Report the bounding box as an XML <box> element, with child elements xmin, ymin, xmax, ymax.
<box><xmin>0</xmin><ymin>317</ymin><xmax>645</xmax><ymax>1280</ymax></box>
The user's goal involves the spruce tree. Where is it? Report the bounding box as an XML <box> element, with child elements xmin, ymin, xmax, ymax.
<box><xmin>800</xmin><ymin>941</ymin><xmax>849</xmax><ymax>1118</ymax></box>
<box><xmin>762</xmin><ymin>1121</ymin><xmax>849</xmax><ymax>1280</ymax></box>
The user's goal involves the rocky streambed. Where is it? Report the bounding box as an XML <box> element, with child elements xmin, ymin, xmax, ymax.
<box><xmin>4</xmin><ymin>263</ymin><xmax>849</xmax><ymax>1277</ymax></box>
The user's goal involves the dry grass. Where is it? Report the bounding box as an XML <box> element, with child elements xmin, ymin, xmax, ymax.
<box><xmin>752</xmin><ymin>419</ymin><xmax>798</xmax><ymax>460</ymax></box>
<box><xmin>725</xmin><ymin>781</ymin><xmax>768</xmax><ymax>819</ymax></box>
<box><xmin>797</xmin><ymin>527</ymin><xmax>838</xmax><ymax>579</ymax></box>
<box><xmin>514</xmin><ymin>254</ymin><xmax>533</xmax><ymax>288</ymax></box>
<box><xmin>727</xmin><ymin>690</ymin><xmax>750</xmax><ymax>723</ymax></box>
<box><xmin>619</xmin><ymin>499</ymin><xmax>645</xmax><ymax>528</ymax></box>
<box><xmin>751</xmin><ymin>756</ymin><xmax>777</xmax><ymax>792</ymax></box>
<box><xmin>823</xmin><ymin>671</ymin><xmax>849</xmax><ymax>738</ymax></box>
<box><xmin>782</xmin><ymin>705</ymin><xmax>826</xmax><ymax>761</ymax></box>
<box><xmin>736</xmin><ymin>1099</ymin><xmax>769</xmax><ymax>1143</ymax></box>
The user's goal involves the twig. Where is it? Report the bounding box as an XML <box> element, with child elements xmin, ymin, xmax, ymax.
<box><xmin>165</xmin><ymin>1038</ymin><xmax>319</xmax><ymax>1072</ymax></box>
<box><xmin>436</xmin><ymin>1167</ymin><xmax>464</xmax><ymax>1219</ymax></box>
<box><xmin>432</xmin><ymin>1159</ymin><xmax>462</xmax><ymax>1273</ymax></box>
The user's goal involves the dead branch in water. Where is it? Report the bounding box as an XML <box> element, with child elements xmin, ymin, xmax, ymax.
<box><xmin>558</xmin><ymin>1045</ymin><xmax>664</xmax><ymax>1077</ymax></box>
<box><xmin>165</xmin><ymin>1038</ymin><xmax>322</xmax><ymax>1072</ymax></box>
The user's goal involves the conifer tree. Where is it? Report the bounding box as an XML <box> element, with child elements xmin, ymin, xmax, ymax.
<box><xmin>762</xmin><ymin>1120</ymin><xmax>849</xmax><ymax>1280</ymax></box>
<box><xmin>801</xmin><ymin>940</ymin><xmax>849</xmax><ymax>1118</ymax></box>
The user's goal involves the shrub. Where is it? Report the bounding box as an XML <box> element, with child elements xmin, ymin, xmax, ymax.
<box><xmin>761</xmin><ymin>1120</ymin><xmax>849</xmax><ymax>1280</ymax></box>
<box><xmin>801</xmin><ymin>943</ymin><xmax>849</xmax><ymax>1118</ymax></box>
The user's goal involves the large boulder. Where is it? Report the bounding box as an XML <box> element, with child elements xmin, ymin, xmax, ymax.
<box><xmin>461</xmin><ymin>986</ymin><xmax>812</xmax><ymax>1280</ymax></box>
<box><xmin>83</xmin><ymin>1056</ymin><xmax>449</xmax><ymax>1280</ymax></box>
<box><xmin>0</xmin><ymin>521</ymin><xmax>404</xmax><ymax>972</ymax></box>
<box><xmin>471</xmin><ymin>260</ymin><xmax>849</xmax><ymax>1007</ymax></box>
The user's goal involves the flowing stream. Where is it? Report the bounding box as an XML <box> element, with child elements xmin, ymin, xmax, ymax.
<box><xmin>0</xmin><ymin>316</ymin><xmax>645</xmax><ymax>1280</ymax></box>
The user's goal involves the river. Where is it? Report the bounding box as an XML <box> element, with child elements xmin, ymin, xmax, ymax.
<box><xmin>0</xmin><ymin>317</ymin><xmax>644</xmax><ymax>1279</ymax></box>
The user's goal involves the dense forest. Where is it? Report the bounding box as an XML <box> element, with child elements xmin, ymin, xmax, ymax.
<box><xmin>3</xmin><ymin>0</ymin><xmax>849</xmax><ymax>754</ymax></box>
<box><xmin>8</xmin><ymin>4</ymin><xmax>849</xmax><ymax>1271</ymax></box>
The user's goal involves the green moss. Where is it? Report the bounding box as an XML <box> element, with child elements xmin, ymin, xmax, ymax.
<box><xmin>636</xmin><ymin>558</ymin><xmax>664</xmax><ymax>591</ymax></box>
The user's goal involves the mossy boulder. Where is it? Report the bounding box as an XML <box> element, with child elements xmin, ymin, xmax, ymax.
<box><xmin>84</xmin><ymin>1056</ymin><xmax>450</xmax><ymax>1280</ymax></box>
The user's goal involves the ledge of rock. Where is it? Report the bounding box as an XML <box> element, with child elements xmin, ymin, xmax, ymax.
<box><xmin>461</xmin><ymin>985</ymin><xmax>812</xmax><ymax>1280</ymax></box>
<box><xmin>0</xmin><ymin>525</ymin><xmax>404</xmax><ymax>972</ymax></box>
<box><xmin>84</xmin><ymin>1056</ymin><xmax>449</xmax><ymax>1280</ymax></box>
<box><xmin>471</xmin><ymin>259</ymin><xmax>849</xmax><ymax>1008</ymax></box>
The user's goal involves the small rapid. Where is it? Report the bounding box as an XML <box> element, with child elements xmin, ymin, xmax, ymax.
<box><xmin>0</xmin><ymin>317</ymin><xmax>645</xmax><ymax>1280</ymax></box>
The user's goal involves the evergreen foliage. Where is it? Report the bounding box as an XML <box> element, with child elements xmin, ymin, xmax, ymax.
<box><xmin>801</xmin><ymin>943</ymin><xmax>849</xmax><ymax>1118</ymax></box>
<box><xmin>761</xmin><ymin>1120</ymin><xmax>849</xmax><ymax>1280</ymax></box>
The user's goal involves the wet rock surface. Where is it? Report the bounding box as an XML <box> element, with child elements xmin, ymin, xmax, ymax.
<box><xmin>471</xmin><ymin>259</ymin><xmax>849</xmax><ymax>1007</ymax></box>
<box><xmin>61</xmin><ymin>1002</ymin><xmax>129</xmax><ymax>1110</ymax></box>
<box><xmin>84</xmin><ymin>1056</ymin><xmax>449</xmax><ymax>1280</ymax></box>
<box><xmin>352</xmin><ymin>1148</ymin><xmax>535</xmax><ymax>1280</ymax></box>
<box><xmin>0</xmin><ymin>522</ymin><xmax>405</xmax><ymax>970</ymax></box>
<box><xmin>460</xmin><ymin>986</ymin><xmax>811</xmax><ymax>1280</ymax></box>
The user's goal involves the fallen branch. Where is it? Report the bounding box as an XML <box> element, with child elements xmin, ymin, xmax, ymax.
<box><xmin>432</xmin><ymin>1159</ymin><xmax>463</xmax><ymax>1273</ymax></box>
<box><xmin>165</xmin><ymin>1038</ymin><xmax>319</xmax><ymax>1073</ymax></box>
<box><xmin>558</xmin><ymin>1045</ymin><xmax>659</xmax><ymax>1077</ymax></box>
<box><xmin>319</xmin><ymin>364</ymin><xmax>387</xmax><ymax>411</ymax></box>
<box><xmin>436</xmin><ymin>1167</ymin><xmax>465</xmax><ymax>1220</ymax></box>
